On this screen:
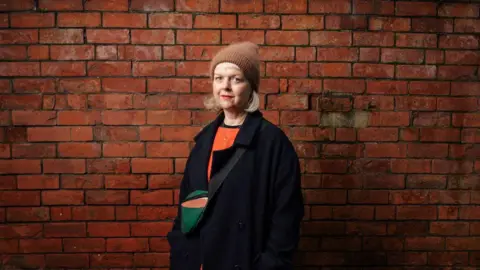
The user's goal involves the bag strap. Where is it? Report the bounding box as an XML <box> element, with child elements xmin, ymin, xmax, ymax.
<box><xmin>207</xmin><ymin>120</ymin><xmax>267</xmax><ymax>201</ymax></box>
<box><xmin>208</xmin><ymin>147</ymin><xmax>245</xmax><ymax>201</ymax></box>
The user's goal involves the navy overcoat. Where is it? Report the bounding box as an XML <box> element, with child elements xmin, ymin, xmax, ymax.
<box><xmin>167</xmin><ymin>110</ymin><xmax>304</xmax><ymax>270</ymax></box>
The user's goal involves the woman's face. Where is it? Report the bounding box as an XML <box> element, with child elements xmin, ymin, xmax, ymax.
<box><xmin>212</xmin><ymin>62</ymin><xmax>251</xmax><ymax>112</ymax></box>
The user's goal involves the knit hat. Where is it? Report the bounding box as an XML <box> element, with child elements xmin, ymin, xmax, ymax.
<box><xmin>209</xmin><ymin>41</ymin><xmax>260</xmax><ymax>92</ymax></box>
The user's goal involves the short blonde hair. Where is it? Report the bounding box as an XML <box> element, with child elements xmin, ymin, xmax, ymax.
<box><xmin>203</xmin><ymin>91</ymin><xmax>260</xmax><ymax>113</ymax></box>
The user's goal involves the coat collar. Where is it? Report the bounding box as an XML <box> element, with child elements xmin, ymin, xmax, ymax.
<box><xmin>194</xmin><ymin>110</ymin><xmax>264</xmax><ymax>147</ymax></box>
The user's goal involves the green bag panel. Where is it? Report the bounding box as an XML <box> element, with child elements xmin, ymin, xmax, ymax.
<box><xmin>180</xmin><ymin>190</ymin><xmax>209</xmax><ymax>234</ymax></box>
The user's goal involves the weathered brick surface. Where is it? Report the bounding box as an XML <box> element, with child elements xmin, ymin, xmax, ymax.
<box><xmin>0</xmin><ymin>0</ymin><xmax>479</xmax><ymax>269</ymax></box>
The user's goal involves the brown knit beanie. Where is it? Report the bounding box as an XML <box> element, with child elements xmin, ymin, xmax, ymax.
<box><xmin>209</xmin><ymin>41</ymin><xmax>260</xmax><ymax>92</ymax></box>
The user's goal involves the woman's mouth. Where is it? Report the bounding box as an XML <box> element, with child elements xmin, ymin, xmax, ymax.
<box><xmin>221</xmin><ymin>95</ymin><xmax>233</xmax><ymax>100</ymax></box>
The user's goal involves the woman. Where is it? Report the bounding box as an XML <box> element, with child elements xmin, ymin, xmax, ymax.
<box><xmin>167</xmin><ymin>41</ymin><xmax>304</xmax><ymax>270</ymax></box>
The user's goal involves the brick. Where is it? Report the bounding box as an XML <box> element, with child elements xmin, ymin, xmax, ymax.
<box><xmin>396</xmin><ymin>33</ymin><xmax>437</xmax><ymax>48</ymax></box>
<box><xmin>58</xmin><ymin>142</ymin><xmax>101</xmax><ymax>158</ymax></box>
<box><xmin>50</xmin><ymin>45</ymin><xmax>94</xmax><ymax>60</ymax></box>
<box><xmin>439</xmin><ymin>66</ymin><xmax>477</xmax><ymax>80</ymax></box>
<box><xmin>102</xmin><ymin>13</ymin><xmax>146</xmax><ymax>28</ymax></box>
<box><xmin>354</xmin><ymin>64</ymin><xmax>394</xmax><ymax>78</ymax></box>
<box><xmin>396</xmin><ymin>1</ymin><xmax>436</xmax><ymax>16</ymax></box>
<box><xmin>59</xmin><ymin>78</ymin><xmax>100</xmax><ymax>93</ymax></box>
<box><xmin>439</xmin><ymin>3</ymin><xmax>479</xmax><ymax>17</ymax></box>
<box><xmin>131</xmin><ymin>222</ymin><xmax>171</xmax><ymax>237</ymax></box>
<box><xmin>0</xmin><ymin>95</ymin><xmax>42</xmax><ymax>110</ymax></box>
<box><xmin>280</xmin><ymin>111</ymin><xmax>319</xmax><ymax>126</ymax></box>
<box><xmin>397</xmin><ymin>65</ymin><xmax>436</xmax><ymax>79</ymax></box>
<box><xmin>409</xmin><ymin>81</ymin><xmax>450</xmax><ymax>95</ymax></box>
<box><xmin>287</xmin><ymin>79</ymin><xmax>321</xmax><ymax>94</ymax></box>
<box><xmin>369</xmin><ymin>17</ymin><xmax>410</xmax><ymax>31</ymax></box>
<box><xmin>266</xmin><ymin>31</ymin><xmax>308</xmax><ymax>45</ymax></box>
<box><xmin>317</xmin><ymin>48</ymin><xmax>357</xmax><ymax>62</ymax></box>
<box><xmin>0</xmin><ymin>0</ymin><xmax>34</xmax><ymax>10</ymax></box>
<box><xmin>86</xmin><ymin>159</ymin><xmax>130</xmax><ymax>174</ymax></box>
<box><xmin>391</xmin><ymin>159</ymin><xmax>431</xmax><ymax>173</ymax></box>
<box><xmin>102</xmin><ymin>78</ymin><xmax>145</xmax><ymax>93</ymax></box>
<box><xmin>13</xmin><ymin>79</ymin><xmax>53</xmax><ymax>94</ymax></box>
<box><xmin>132</xmin><ymin>158</ymin><xmax>173</xmax><ymax>173</ymax></box>
<box><xmin>0</xmin><ymin>62</ymin><xmax>40</xmax><ymax>76</ymax></box>
<box><xmin>309</xmin><ymin>0</ymin><xmax>350</xmax><ymax>13</ymax></box>
<box><xmin>96</xmin><ymin>46</ymin><xmax>117</xmax><ymax>60</ymax></box>
<box><xmin>239</xmin><ymin>15</ymin><xmax>279</xmax><ymax>29</ymax></box>
<box><xmin>164</xmin><ymin>45</ymin><xmax>184</xmax><ymax>60</ymax></box>
<box><xmin>39</xmin><ymin>0</ymin><xmax>82</xmax><ymax>10</ymax></box>
<box><xmin>407</xmin><ymin>143</ymin><xmax>448</xmax><ymax>158</ymax></box>
<box><xmin>446</xmin><ymin>51</ymin><xmax>480</xmax><ymax>65</ymax></box>
<box><xmin>19</xmin><ymin>239</ymin><xmax>62</xmax><ymax>253</ymax></box>
<box><xmin>147</xmin><ymin>79</ymin><xmax>189</xmax><ymax>93</ymax></box>
<box><xmin>42</xmin><ymin>190</ymin><xmax>84</xmax><ymax>205</ymax></box>
<box><xmin>149</xmin><ymin>13</ymin><xmax>192</xmax><ymax>28</ymax></box>
<box><xmin>438</xmin><ymin>97</ymin><xmax>478</xmax><ymax>112</ymax></box>
<box><xmin>426</xmin><ymin>50</ymin><xmax>444</xmax><ymax>64</ymax></box>
<box><xmin>147</xmin><ymin>110</ymin><xmax>191</xmax><ymax>125</ymax></box>
<box><xmin>146</xmin><ymin>142</ymin><xmax>189</xmax><ymax>157</ymax></box>
<box><xmin>87</xmin><ymin>61</ymin><xmax>130</xmax><ymax>76</ymax></box>
<box><xmin>45</xmin><ymin>254</ymin><xmax>89</xmax><ymax>269</ymax></box>
<box><xmin>85</xmin><ymin>190</ymin><xmax>129</xmax><ymax>205</ymax></box>
<box><xmin>43</xmin><ymin>159</ymin><xmax>85</xmax><ymax>174</ymax></box>
<box><xmin>5</xmin><ymin>205</ymin><xmax>47</xmax><ymax>221</ymax></box>
<box><xmin>61</xmin><ymin>175</ymin><xmax>103</xmax><ymax>189</ymax></box>
<box><xmin>118</xmin><ymin>45</ymin><xmax>162</xmax><ymax>60</ymax></box>
<box><xmin>395</xmin><ymin>97</ymin><xmax>436</xmax><ymax>111</ymax></box>
<box><xmin>132</xmin><ymin>29</ymin><xmax>174</xmax><ymax>44</ymax></box>
<box><xmin>194</xmin><ymin>14</ymin><xmax>236</xmax><ymax>29</ymax></box>
<box><xmin>0</xmin><ymin>46</ymin><xmax>27</xmax><ymax>60</ymax></box>
<box><xmin>107</xmin><ymin>238</ymin><xmax>148</xmax><ymax>252</ymax></box>
<box><xmin>412</xmin><ymin>18</ymin><xmax>453</xmax><ymax>33</ymax></box>
<box><xmin>366</xmin><ymin>81</ymin><xmax>407</xmax><ymax>95</ymax></box>
<box><xmin>222</xmin><ymin>30</ymin><xmax>265</xmax><ymax>44</ymax></box>
<box><xmin>326</xmin><ymin>15</ymin><xmax>367</xmax><ymax>30</ymax></box>
<box><xmin>44</xmin><ymin>222</ymin><xmax>86</xmax><ymax>237</ymax></box>
<box><xmin>433</xmin><ymin>160</ymin><xmax>473</xmax><ymax>174</ymax></box>
<box><xmin>0</xmin><ymin>175</ymin><xmax>15</xmax><ymax>189</ymax></box>
<box><xmin>381</xmin><ymin>49</ymin><xmax>423</xmax><ymax>64</ymax></box>
<box><xmin>88</xmin><ymin>222</ymin><xmax>130</xmax><ymax>237</ymax></box>
<box><xmin>102</xmin><ymin>111</ymin><xmax>145</xmax><ymax>125</ymax></box>
<box><xmin>90</xmin><ymin>253</ymin><xmax>133</xmax><ymax>267</ymax></box>
<box><xmin>105</xmin><ymin>175</ymin><xmax>146</xmax><ymax>189</ymax></box>
<box><xmin>0</xmin><ymin>14</ymin><xmax>7</xmax><ymax>27</ymax></box>
<box><xmin>397</xmin><ymin>206</ymin><xmax>437</xmax><ymax>220</ymax></box>
<box><xmin>348</xmin><ymin>190</ymin><xmax>389</xmax><ymax>204</ymax></box>
<box><xmin>355</xmin><ymin>96</ymin><xmax>394</xmax><ymax>111</ymax></box>
<box><xmin>87</xmin><ymin>29</ymin><xmax>129</xmax><ymax>44</ymax></box>
<box><xmin>439</xmin><ymin>35</ymin><xmax>478</xmax><ymax>49</ymax></box>
<box><xmin>58</xmin><ymin>12</ymin><xmax>100</xmax><ymax>27</ymax></box>
<box><xmin>365</xmin><ymin>143</ymin><xmax>406</xmax><ymax>158</ymax></box>
<box><xmin>41</xmin><ymin>62</ymin><xmax>86</xmax><ymax>77</ymax></box>
<box><xmin>0</xmin><ymin>30</ymin><xmax>38</xmax><ymax>44</ymax></box>
<box><xmin>13</xmin><ymin>143</ymin><xmax>56</xmax><ymax>158</ymax></box>
<box><xmin>284</xmin><ymin>15</ymin><xmax>325</xmax><ymax>30</ymax></box>
<box><xmin>0</xmin><ymin>224</ymin><xmax>43</xmax><ymax>238</ymax></box>
<box><xmin>176</xmin><ymin>0</ymin><xmax>218</xmax><ymax>12</ymax></box>
<box><xmin>130</xmin><ymin>190</ymin><xmax>173</xmax><ymax>205</ymax></box>
<box><xmin>296</xmin><ymin>47</ymin><xmax>316</xmax><ymax>62</ymax></box>
<box><xmin>267</xmin><ymin>94</ymin><xmax>308</xmax><ymax>110</ymax></box>
<box><xmin>453</xmin><ymin>113</ymin><xmax>480</xmax><ymax>128</ymax></box>
<box><xmin>17</xmin><ymin>175</ymin><xmax>59</xmax><ymax>189</ymax></box>
<box><xmin>310</xmin><ymin>63</ymin><xmax>351</xmax><ymax>77</ymax></box>
<box><xmin>265</xmin><ymin>0</ymin><xmax>307</xmax><ymax>13</ymax></box>
<box><xmin>221</xmin><ymin>0</ymin><xmax>262</xmax><ymax>12</ymax></box>
<box><xmin>84</xmin><ymin>0</ymin><xmax>128</xmax><ymax>10</ymax></box>
<box><xmin>72</xmin><ymin>206</ymin><xmax>114</xmax><ymax>220</ymax></box>
<box><xmin>40</xmin><ymin>29</ymin><xmax>83</xmax><ymax>44</ymax></box>
<box><xmin>354</xmin><ymin>32</ymin><xmax>394</xmax><ymax>46</ymax></box>
<box><xmin>11</xmin><ymin>13</ymin><xmax>54</xmax><ymax>28</ymax></box>
<box><xmin>266</xmin><ymin>63</ymin><xmax>308</xmax><ymax>77</ymax></box>
<box><xmin>407</xmin><ymin>175</ymin><xmax>446</xmax><ymax>189</ymax></box>
<box><xmin>325</xmin><ymin>79</ymin><xmax>365</xmax><ymax>94</ymax></box>
<box><xmin>102</xmin><ymin>142</ymin><xmax>144</xmax><ymax>157</ymax></box>
<box><xmin>176</xmin><ymin>61</ymin><xmax>209</xmax><ymax>76</ymax></box>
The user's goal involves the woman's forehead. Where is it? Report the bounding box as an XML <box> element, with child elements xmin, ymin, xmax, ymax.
<box><xmin>214</xmin><ymin>62</ymin><xmax>243</xmax><ymax>74</ymax></box>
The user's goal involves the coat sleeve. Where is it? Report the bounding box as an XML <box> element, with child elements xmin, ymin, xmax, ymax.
<box><xmin>255</xmin><ymin>136</ymin><xmax>304</xmax><ymax>270</ymax></box>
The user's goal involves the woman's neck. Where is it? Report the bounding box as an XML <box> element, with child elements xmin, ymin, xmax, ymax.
<box><xmin>223</xmin><ymin>110</ymin><xmax>247</xmax><ymax>126</ymax></box>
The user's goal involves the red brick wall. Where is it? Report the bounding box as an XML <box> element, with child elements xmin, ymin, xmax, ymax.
<box><xmin>1</xmin><ymin>0</ymin><xmax>479</xmax><ymax>269</ymax></box>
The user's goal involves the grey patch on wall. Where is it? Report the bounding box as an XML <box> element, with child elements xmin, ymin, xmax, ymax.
<box><xmin>320</xmin><ymin>111</ymin><xmax>370</xmax><ymax>128</ymax></box>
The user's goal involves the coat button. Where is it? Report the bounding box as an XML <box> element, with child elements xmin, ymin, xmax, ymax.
<box><xmin>183</xmin><ymin>251</ymin><xmax>189</xmax><ymax>259</ymax></box>
<box><xmin>238</xmin><ymin>221</ymin><xmax>245</xmax><ymax>230</ymax></box>
<box><xmin>234</xmin><ymin>264</ymin><xmax>241</xmax><ymax>270</ymax></box>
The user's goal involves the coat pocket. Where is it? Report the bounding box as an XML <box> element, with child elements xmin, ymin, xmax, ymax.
<box><xmin>167</xmin><ymin>230</ymin><xmax>189</xmax><ymax>270</ymax></box>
